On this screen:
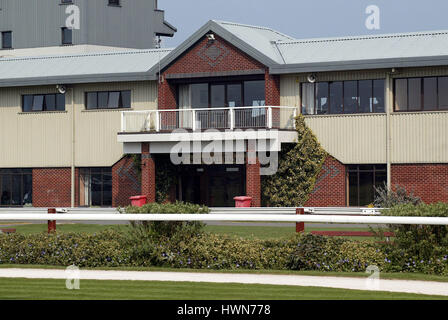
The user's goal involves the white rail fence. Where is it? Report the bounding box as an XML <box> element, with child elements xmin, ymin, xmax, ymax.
<box><xmin>121</xmin><ymin>106</ymin><xmax>298</xmax><ymax>133</ymax></box>
<box><xmin>0</xmin><ymin>212</ymin><xmax>447</xmax><ymax>226</ymax></box>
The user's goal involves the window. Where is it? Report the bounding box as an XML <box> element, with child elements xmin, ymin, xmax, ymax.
<box><xmin>79</xmin><ymin>168</ymin><xmax>112</xmax><ymax>207</ymax></box>
<box><xmin>22</xmin><ymin>94</ymin><xmax>65</xmax><ymax>112</ymax></box>
<box><xmin>1</xmin><ymin>31</ymin><xmax>12</xmax><ymax>49</ymax></box>
<box><xmin>181</xmin><ymin>80</ymin><xmax>265</xmax><ymax>109</ymax></box>
<box><xmin>85</xmin><ymin>91</ymin><xmax>131</xmax><ymax>110</ymax></box>
<box><xmin>108</xmin><ymin>0</ymin><xmax>120</xmax><ymax>6</ymax></box>
<box><xmin>347</xmin><ymin>165</ymin><xmax>386</xmax><ymax>207</ymax></box>
<box><xmin>301</xmin><ymin>79</ymin><xmax>385</xmax><ymax>115</ymax></box>
<box><xmin>61</xmin><ymin>27</ymin><xmax>72</xmax><ymax>45</ymax></box>
<box><xmin>244</xmin><ymin>80</ymin><xmax>265</xmax><ymax>106</ymax></box>
<box><xmin>0</xmin><ymin>169</ymin><xmax>32</xmax><ymax>207</ymax></box>
<box><xmin>394</xmin><ymin>76</ymin><xmax>448</xmax><ymax>111</ymax></box>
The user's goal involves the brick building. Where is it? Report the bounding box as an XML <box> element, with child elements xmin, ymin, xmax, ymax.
<box><xmin>1</xmin><ymin>20</ymin><xmax>448</xmax><ymax>208</ymax></box>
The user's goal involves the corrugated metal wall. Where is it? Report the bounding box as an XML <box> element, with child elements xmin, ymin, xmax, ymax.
<box><xmin>304</xmin><ymin>114</ymin><xmax>387</xmax><ymax>164</ymax></box>
<box><xmin>280</xmin><ymin>68</ymin><xmax>448</xmax><ymax>164</ymax></box>
<box><xmin>0</xmin><ymin>81</ymin><xmax>157</xmax><ymax>168</ymax></box>
<box><xmin>0</xmin><ymin>0</ymin><xmax>164</xmax><ymax>49</ymax></box>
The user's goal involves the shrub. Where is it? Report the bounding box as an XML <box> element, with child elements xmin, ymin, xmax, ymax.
<box><xmin>128</xmin><ymin>233</ymin><xmax>297</xmax><ymax>270</ymax></box>
<box><xmin>262</xmin><ymin>115</ymin><xmax>327</xmax><ymax>207</ymax></box>
<box><xmin>0</xmin><ymin>230</ymin><xmax>131</xmax><ymax>267</ymax></box>
<box><xmin>378</xmin><ymin>202</ymin><xmax>448</xmax><ymax>275</ymax></box>
<box><xmin>374</xmin><ymin>183</ymin><xmax>421</xmax><ymax>208</ymax></box>
<box><xmin>123</xmin><ymin>201</ymin><xmax>208</xmax><ymax>239</ymax></box>
<box><xmin>287</xmin><ymin>234</ymin><xmax>385</xmax><ymax>272</ymax></box>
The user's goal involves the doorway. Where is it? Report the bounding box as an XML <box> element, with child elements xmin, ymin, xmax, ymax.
<box><xmin>179</xmin><ymin>165</ymin><xmax>245</xmax><ymax>207</ymax></box>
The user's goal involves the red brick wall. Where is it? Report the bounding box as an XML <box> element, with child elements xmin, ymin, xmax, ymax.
<box><xmin>265</xmin><ymin>70</ymin><xmax>280</xmax><ymax>106</ymax></box>
<box><xmin>164</xmin><ymin>35</ymin><xmax>265</xmax><ymax>76</ymax></box>
<box><xmin>392</xmin><ymin>164</ymin><xmax>448</xmax><ymax>203</ymax></box>
<box><xmin>246</xmin><ymin>157</ymin><xmax>261</xmax><ymax>207</ymax></box>
<box><xmin>141</xmin><ymin>143</ymin><xmax>156</xmax><ymax>203</ymax></box>
<box><xmin>158</xmin><ymin>34</ymin><xmax>273</xmax><ymax>110</ymax></box>
<box><xmin>32</xmin><ymin>168</ymin><xmax>76</xmax><ymax>208</ymax></box>
<box><xmin>112</xmin><ymin>156</ymin><xmax>141</xmax><ymax>207</ymax></box>
<box><xmin>305</xmin><ymin>156</ymin><xmax>346</xmax><ymax>207</ymax></box>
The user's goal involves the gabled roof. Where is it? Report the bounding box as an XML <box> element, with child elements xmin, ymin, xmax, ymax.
<box><xmin>148</xmin><ymin>20</ymin><xmax>291</xmax><ymax>74</ymax></box>
<box><xmin>272</xmin><ymin>30</ymin><xmax>448</xmax><ymax>73</ymax></box>
<box><xmin>152</xmin><ymin>20</ymin><xmax>448</xmax><ymax>76</ymax></box>
<box><xmin>0</xmin><ymin>48</ymin><xmax>172</xmax><ymax>87</ymax></box>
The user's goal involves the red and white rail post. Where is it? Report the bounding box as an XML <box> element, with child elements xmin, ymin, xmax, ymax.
<box><xmin>48</xmin><ymin>208</ymin><xmax>56</xmax><ymax>233</ymax></box>
<box><xmin>296</xmin><ymin>208</ymin><xmax>305</xmax><ymax>233</ymax></box>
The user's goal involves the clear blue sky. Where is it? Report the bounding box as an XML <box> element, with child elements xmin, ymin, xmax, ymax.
<box><xmin>160</xmin><ymin>0</ymin><xmax>448</xmax><ymax>48</ymax></box>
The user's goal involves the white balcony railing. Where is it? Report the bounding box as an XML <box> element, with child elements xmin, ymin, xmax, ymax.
<box><xmin>121</xmin><ymin>106</ymin><xmax>298</xmax><ymax>133</ymax></box>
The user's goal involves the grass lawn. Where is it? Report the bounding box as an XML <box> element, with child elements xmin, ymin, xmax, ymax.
<box><xmin>0</xmin><ymin>277</ymin><xmax>446</xmax><ymax>300</ymax></box>
<box><xmin>0</xmin><ymin>222</ymin><xmax>384</xmax><ymax>241</ymax></box>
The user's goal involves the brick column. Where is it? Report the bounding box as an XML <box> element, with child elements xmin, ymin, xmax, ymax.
<box><xmin>246</xmin><ymin>156</ymin><xmax>261</xmax><ymax>207</ymax></box>
<box><xmin>141</xmin><ymin>143</ymin><xmax>156</xmax><ymax>203</ymax></box>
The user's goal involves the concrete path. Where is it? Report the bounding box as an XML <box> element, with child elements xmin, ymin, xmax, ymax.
<box><xmin>0</xmin><ymin>268</ymin><xmax>447</xmax><ymax>297</ymax></box>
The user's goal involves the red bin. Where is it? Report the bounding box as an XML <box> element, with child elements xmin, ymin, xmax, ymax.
<box><xmin>130</xmin><ymin>195</ymin><xmax>147</xmax><ymax>207</ymax></box>
<box><xmin>233</xmin><ymin>196</ymin><xmax>252</xmax><ymax>208</ymax></box>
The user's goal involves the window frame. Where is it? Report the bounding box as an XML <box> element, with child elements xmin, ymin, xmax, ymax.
<box><xmin>108</xmin><ymin>0</ymin><xmax>121</xmax><ymax>7</ymax></box>
<box><xmin>393</xmin><ymin>76</ymin><xmax>448</xmax><ymax>112</ymax></box>
<box><xmin>1</xmin><ymin>31</ymin><xmax>12</xmax><ymax>49</ymax></box>
<box><xmin>176</xmin><ymin>79</ymin><xmax>265</xmax><ymax>109</ymax></box>
<box><xmin>347</xmin><ymin>164</ymin><xmax>387</xmax><ymax>207</ymax></box>
<box><xmin>84</xmin><ymin>90</ymin><xmax>132</xmax><ymax>110</ymax></box>
<box><xmin>0</xmin><ymin>169</ymin><xmax>33</xmax><ymax>207</ymax></box>
<box><xmin>61</xmin><ymin>27</ymin><xmax>73</xmax><ymax>45</ymax></box>
<box><xmin>301</xmin><ymin>79</ymin><xmax>385</xmax><ymax>115</ymax></box>
<box><xmin>22</xmin><ymin>93</ymin><xmax>66</xmax><ymax>113</ymax></box>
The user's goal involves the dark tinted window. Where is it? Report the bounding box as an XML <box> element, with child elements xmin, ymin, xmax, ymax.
<box><xmin>62</xmin><ymin>27</ymin><xmax>72</xmax><ymax>45</ymax></box>
<box><xmin>439</xmin><ymin>77</ymin><xmax>448</xmax><ymax>110</ymax></box>
<box><xmin>302</xmin><ymin>79</ymin><xmax>384</xmax><ymax>115</ymax></box>
<box><xmin>23</xmin><ymin>94</ymin><xmax>66</xmax><ymax>112</ymax></box>
<box><xmin>343</xmin><ymin>81</ymin><xmax>358</xmax><ymax>114</ymax></box>
<box><xmin>86</xmin><ymin>92</ymin><xmax>98</xmax><ymax>110</ymax></box>
<box><xmin>0</xmin><ymin>169</ymin><xmax>32</xmax><ymax>206</ymax></box>
<box><xmin>45</xmin><ymin>94</ymin><xmax>56</xmax><ymax>111</ymax></box>
<box><xmin>244</xmin><ymin>80</ymin><xmax>265</xmax><ymax>106</ymax></box>
<box><xmin>408</xmin><ymin>78</ymin><xmax>421</xmax><ymax>111</ymax></box>
<box><xmin>315</xmin><ymin>82</ymin><xmax>328</xmax><ymax>115</ymax></box>
<box><xmin>211</xmin><ymin>85</ymin><xmax>225</xmax><ymax>108</ymax></box>
<box><xmin>424</xmin><ymin>78</ymin><xmax>438</xmax><ymax>111</ymax></box>
<box><xmin>23</xmin><ymin>96</ymin><xmax>34</xmax><ymax>112</ymax></box>
<box><xmin>85</xmin><ymin>91</ymin><xmax>132</xmax><ymax>110</ymax></box>
<box><xmin>373</xmin><ymin>80</ymin><xmax>385</xmax><ymax>113</ymax></box>
<box><xmin>2</xmin><ymin>31</ymin><xmax>12</xmax><ymax>49</ymax></box>
<box><xmin>98</xmin><ymin>92</ymin><xmax>109</xmax><ymax>109</ymax></box>
<box><xmin>359</xmin><ymin>80</ymin><xmax>372</xmax><ymax>113</ymax></box>
<box><xmin>330</xmin><ymin>81</ymin><xmax>343</xmax><ymax>114</ymax></box>
<box><xmin>191</xmin><ymin>84</ymin><xmax>209</xmax><ymax>108</ymax></box>
<box><xmin>227</xmin><ymin>84</ymin><xmax>242</xmax><ymax>107</ymax></box>
<box><xmin>348</xmin><ymin>165</ymin><xmax>387</xmax><ymax>207</ymax></box>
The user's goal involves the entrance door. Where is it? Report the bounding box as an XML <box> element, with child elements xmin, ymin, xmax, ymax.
<box><xmin>179</xmin><ymin>165</ymin><xmax>245</xmax><ymax>207</ymax></box>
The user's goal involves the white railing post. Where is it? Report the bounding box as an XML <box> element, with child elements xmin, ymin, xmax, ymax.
<box><xmin>145</xmin><ymin>112</ymin><xmax>151</xmax><ymax>131</ymax></box>
<box><xmin>268</xmin><ymin>107</ymin><xmax>273</xmax><ymax>129</ymax></box>
<box><xmin>156</xmin><ymin>111</ymin><xmax>160</xmax><ymax>132</ymax></box>
<box><xmin>230</xmin><ymin>108</ymin><xmax>234</xmax><ymax>130</ymax></box>
<box><xmin>121</xmin><ymin>112</ymin><xmax>126</xmax><ymax>132</ymax></box>
<box><xmin>192</xmin><ymin>110</ymin><xmax>196</xmax><ymax>131</ymax></box>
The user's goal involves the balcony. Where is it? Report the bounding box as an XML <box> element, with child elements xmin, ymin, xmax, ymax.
<box><xmin>120</xmin><ymin>106</ymin><xmax>298</xmax><ymax>133</ymax></box>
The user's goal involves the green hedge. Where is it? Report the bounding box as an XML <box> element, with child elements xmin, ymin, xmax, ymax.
<box><xmin>377</xmin><ymin>202</ymin><xmax>448</xmax><ymax>275</ymax></box>
<box><xmin>0</xmin><ymin>231</ymin><xmax>130</xmax><ymax>268</ymax></box>
<box><xmin>1</xmin><ymin>227</ymin><xmax>447</xmax><ymax>275</ymax></box>
<box><xmin>122</xmin><ymin>201</ymin><xmax>209</xmax><ymax>239</ymax></box>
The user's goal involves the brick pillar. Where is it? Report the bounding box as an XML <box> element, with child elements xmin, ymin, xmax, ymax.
<box><xmin>141</xmin><ymin>143</ymin><xmax>156</xmax><ymax>203</ymax></box>
<box><xmin>246</xmin><ymin>156</ymin><xmax>261</xmax><ymax>207</ymax></box>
